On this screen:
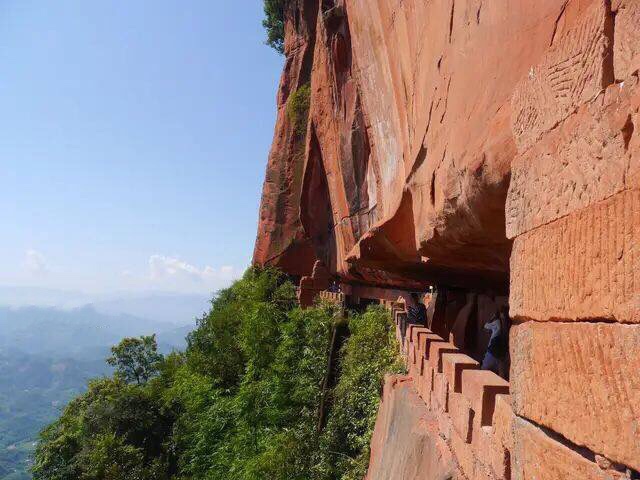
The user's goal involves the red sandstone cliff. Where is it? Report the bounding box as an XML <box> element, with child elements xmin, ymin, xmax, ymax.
<box><xmin>255</xmin><ymin>0</ymin><xmax>640</xmax><ymax>478</ymax></box>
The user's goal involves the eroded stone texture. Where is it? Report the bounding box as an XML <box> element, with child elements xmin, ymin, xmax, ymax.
<box><xmin>510</xmin><ymin>0</ymin><xmax>614</xmax><ymax>152</ymax></box>
<box><xmin>254</xmin><ymin>0</ymin><xmax>638</xmax><ymax>295</ymax></box>
<box><xmin>507</xmin><ymin>77</ymin><xmax>640</xmax><ymax>239</ymax></box>
<box><xmin>252</xmin><ymin>0</ymin><xmax>319</xmax><ymax>277</ymax></box>
<box><xmin>255</xmin><ymin>0</ymin><xmax>591</xmax><ymax>290</ymax></box>
<box><xmin>511</xmin><ymin>321</ymin><xmax>640</xmax><ymax>471</ymax></box>
<box><xmin>613</xmin><ymin>0</ymin><xmax>640</xmax><ymax>81</ymax></box>
<box><xmin>512</xmin><ymin>417</ymin><xmax>624</xmax><ymax>480</ymax></box>
<box><xmin>365</xmin><ymin>375</ymin><xmax>463</xmax><ymax>480</ymax></box>
<box><xmin>510</xmin><ymin>189</ymin><xmax>640</xmax><ymax>323</ymax></box>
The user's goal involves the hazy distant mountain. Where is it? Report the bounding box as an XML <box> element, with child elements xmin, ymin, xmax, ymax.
<box><xmin>92</xmin><ymin>293</ymin><xmax>210</xmax><ymax>325</ymax></box>
<box><xmin>0</xmin><ymin>287</ymin><xmax>210</xmax><ymax>326</ymax></box>
<box><xmin>0</xmin><ymin>287</ymin><xmax>92</xmax><ymax>310</ymax></box>
<box><xmin>0</xmin><ymin>305</ymin><xmax>194</xmax><ymax>358</ymax></box>
<box><xmin>0</xmin><ymin>303</ymin><xmax>200</xmax><ymax>479</ymax></box>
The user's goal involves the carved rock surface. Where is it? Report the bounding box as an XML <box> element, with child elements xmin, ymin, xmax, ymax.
<box><xmin>365</xmin><ymin>375</ymin><xmax>462</xmax><ymax>480</ymax></box>
<box><xmin>511</xmin><ymin>321</ymin><xmax>640</xmax><ymax>471</ymax></box>
<box><xmin>507</xmin><ymin>78</ymin><xmax>640</xmax><ymax>240</ymax></box>
<box><xmin>255</xmin><ymin>0</ymin><xmax>594</xmax><ymax>290</ymax></box>
<box><xmin>613</xmin><ymin>0</ymin><xmax>640</xmax><ymax>81</ymax></box>
<box><xmin>254</xmin><ymin>0</ymin><xmax>640</xmax><ymax>477</ymax></box>
<box><xmin>510</xmin><ymin>189</ymin><xmax>640</xmax><ymax>323</ymax></box>
<box><xmin>512</xmin><ymin>417</ymin><xmax>624</xmax><ymax>480</ymax></box>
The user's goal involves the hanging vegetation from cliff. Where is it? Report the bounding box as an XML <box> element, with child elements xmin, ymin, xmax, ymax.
<box><xmin>33</xmin><ymin>267</ymin><xmax>402</xmax><ymax>480</ymax></box>
<box><xmin>263</xmin><ymin>0</ymin><xmax>286</xmax><ymax>54</ymax></box>
<box><xmin>286</xmin><ymin>82</ymin><xmax>311</xmax><ymax>137</ymax></box>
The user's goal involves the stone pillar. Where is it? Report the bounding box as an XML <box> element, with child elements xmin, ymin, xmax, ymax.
<box><xmin>298</xmin><ymin>260</ymin><xmax>332</xmax><ymax>308</ymax></box>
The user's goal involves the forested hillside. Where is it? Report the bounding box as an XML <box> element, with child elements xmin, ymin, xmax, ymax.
<box><xmin>0</xmin><ymin>306</ymin><xmax>192</xmax><ymax>480</ymax></box>
<box><xmin>33</xmin><ymin>268</ymin><xmax>403</xmax><ymax>480</ymax></box>
<box><xmin>0</xmin><ymin>352</ymin><xmax>109</xmax><ymax>480</ymax></box>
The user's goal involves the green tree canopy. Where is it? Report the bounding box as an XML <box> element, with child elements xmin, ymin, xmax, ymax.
<box><xmin>106</xmin><ymin>335</ymin><xmax>163</xmax><ymax>385</ymax></box>
<box><xmin>34</xmin><ymin>267</ymin><xmax>403</xmax><ymax>480</ymax></box>
<box><xmin>263</xmin><ymin>0</ymin><xmax>286</xmax><ymax>54</ymax></box>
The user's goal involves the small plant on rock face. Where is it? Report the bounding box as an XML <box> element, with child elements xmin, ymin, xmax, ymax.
<box><xmin>286</xmin><ymin>83</ymin><xmax>311</xmax><ymax>137</ymax></box>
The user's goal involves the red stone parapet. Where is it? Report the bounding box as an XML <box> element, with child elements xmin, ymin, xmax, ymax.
<box><xmin>318</xmin><ymin>290</ymin><xmax>346</xmax><ymax>311</ymax></box>
<box><xmin>297</xmin><ymin>261</ymin><xmax>332</xmax><ymax>308</ymax></box>
<box><xmin>389</xmin><ymin>300</ymin><xmax>514</xmax><ymax>480</ymax></box>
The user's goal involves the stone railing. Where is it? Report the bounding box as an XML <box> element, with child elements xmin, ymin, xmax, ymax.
<box><xmin>318</xmin><ymin>290</ymin><xmax>345</xmax><ymax>306</ymax></box>
<box><xmin>389</xmin><ymin>302</ymin><xmax>514</xmax><ymax>480</ymax></box>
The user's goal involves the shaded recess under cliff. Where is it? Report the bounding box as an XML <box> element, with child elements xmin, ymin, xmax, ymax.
<box><xmin>253</xmin><ymin>0</ymin><xmax>532</xmax><ymax>293</ymax></box>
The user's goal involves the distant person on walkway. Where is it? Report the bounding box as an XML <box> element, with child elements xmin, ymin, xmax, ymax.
<box><xmin>482</xmin><ymin>306</ymin><xmax>510</xmax><ymax>376</ymax></box>
<box><xmin>407</xmin><ymin>292</ymin><xmax>427</xmax><ymax>326</ymax></box>
<box><xmin>497</xmin><ymin>306</ymin><xmax>511</xmax><ymax>379</ymax></box>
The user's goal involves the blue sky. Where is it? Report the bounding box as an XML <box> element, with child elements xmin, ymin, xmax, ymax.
<box><xmin>0</xmin><ymin>1</ymin><xmax>283</xmax><ymax>296</ymax></box>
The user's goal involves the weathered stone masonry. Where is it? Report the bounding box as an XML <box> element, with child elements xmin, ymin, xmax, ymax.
<box><xmin>254</xmin><ymin>0</ymin><xmax>640</xmax><ymax>477</ymax></box>
<box><xmin>365</xmin><ymin>299</ymin><xmax>637</xmax><ymax>479</ymax></box>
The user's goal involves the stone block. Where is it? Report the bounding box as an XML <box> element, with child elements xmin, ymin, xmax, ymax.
<box><xmin>420</xmin><ymin>333</ymin><xmax>446</xmax><ymax>361</ymax></box>
<box><xmin>511</xmin><ymin>0</ymin><xmax>613</xmax><ymax>151</ymax></box>
<box><xmin>427</xmin><ymin>341</ymin><xmax>458</xmax><ymax>372</ymax></box>
<box><xmin>414</xmin><ymin>329</ymin><xmax>435</xmax><ymax>361</ymax></box>
<box><xmin>442</xmin><ymin>352</ymin><xmax>480</xmax><ymax>393</ymax></box>
<box><xmin>512</xmin><ymin>417</ymin><xmax>614</xmax><ymax>480</ymax></box>
<box><xmin>613</xmin><ymin>0</ymin><xmax>640</xmax><ymax>81</ymax></box>
<box><xmin>409</xmin><ymin>326</ymin><xmax>430</xmax><ymax>344</ymax></box>
<box><xmin>408</xmin><ymin>341</ymin><xmax>417</xmax><ymax>367</ymax></box>
<box><xmin>470</xmin><ymin>415</ymin><xmax>512</xmax><ymax>480</ymax></box>
<box><xmin>492</xmin><ymin>394</ymin><xmax>514</xmax><ymax>451</ymax></box>
<box><xmin>414</xmin><ymin>332</ymin><xmax>429</xmax><ymax>372</ymax></box>
<box><xmin>432</xmin><ymin>372</ymin><xmax>449</xmax><ymax>413</ymax></box>
<box><xmin>449</xmin><ymin>391</ymin><xmax>474</xmax><ymax>443</ymax></box>
<box><xmin>437</xmin><ymin>408</ymin><xmax>452</xmax><ymax>441</ymax></box>
<box><xmin>511</xmin><ymin>321</ymin><xmax>640</xmax><ymax>471</ymax></box>
<box><xmin>407</xmin><ymin>356</ymin><xmax>420</xmax><ymax>379</ymax></box>
<box><xmin>461</xmin><ymin>370</ymin><xmax>509</xmax><ymax>428</ymax></box>
<box><xmin>405</xmin><ymin>324</ymin><xmax>420</xmax><ymax>343</ymax></box>
<box><xmin>415</xmin><ymin>358</ymin><xmax>430</xmax><ymax>405</ymax></box>
<box><xmin>510</xmin><ymin>189</ymin><xmax>640</xmax><ymax>324</ymax></box>
<box><xmin>507</xmin><ymin>76</ymin><xmax>640</xmax><ymax>239</ymax></box>
<box><xmin>471</xmin><ymin>425</ymin><xmax>505</xmax><ymax>480</ymax></box>
<box><xmin>450</xmin><ymin>429</ymin><xmax>477</xmax><ymax>480</ymax></box>
<box><xmin>424</xmin><ymin>362</ymin><xmax>435</xmax><ymax>395</ymax></box>
<box><xmin>489</xmin><ymin>441</ymin><xmax>511</xmax><ymax>480</ymax></box>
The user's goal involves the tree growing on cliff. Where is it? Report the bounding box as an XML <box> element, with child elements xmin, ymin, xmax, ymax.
<box><xmin>107</xmin><ymin>335</ymin><xmax>163</xmax><ymax>385</ymax></box>
<box><xmin>263</xmin><ymin>0</ymin><xmax>286</xmax><ymax>54</ymax></box>
<box><xmin>33</xmin><ymin>267</ymin><xmax>403</xmax><ymax>480</ymax></box>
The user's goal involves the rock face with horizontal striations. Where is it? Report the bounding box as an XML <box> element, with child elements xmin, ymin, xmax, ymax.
<box><xmin>254</xmin><ymin>0</ymin><xmax>640</xmax><ymax>477</ymax></box>
<box><xmin>365</xmin><ymin>376</ymin><xmax>463</xmax><ymax>480</ymax></box>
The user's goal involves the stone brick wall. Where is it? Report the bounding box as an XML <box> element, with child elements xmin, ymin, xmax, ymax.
<box><xmin>506</xmin><ymin>0</ymin><xmax>640</xmax><ymax>477</ymax></box>
<box><xmin>390</xmin><ymin>302</ymin><xmax>512</xmax><ymax>479</ymax></box>
<box><xmin>259</xmin><ymin>0</ymin><xmax>640</xmax><ymax>474</ymax></box>
<box><xmin>381</xmin><ymin>300</ymin><xmax>636</xmax><ymax>479</ymax></box>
